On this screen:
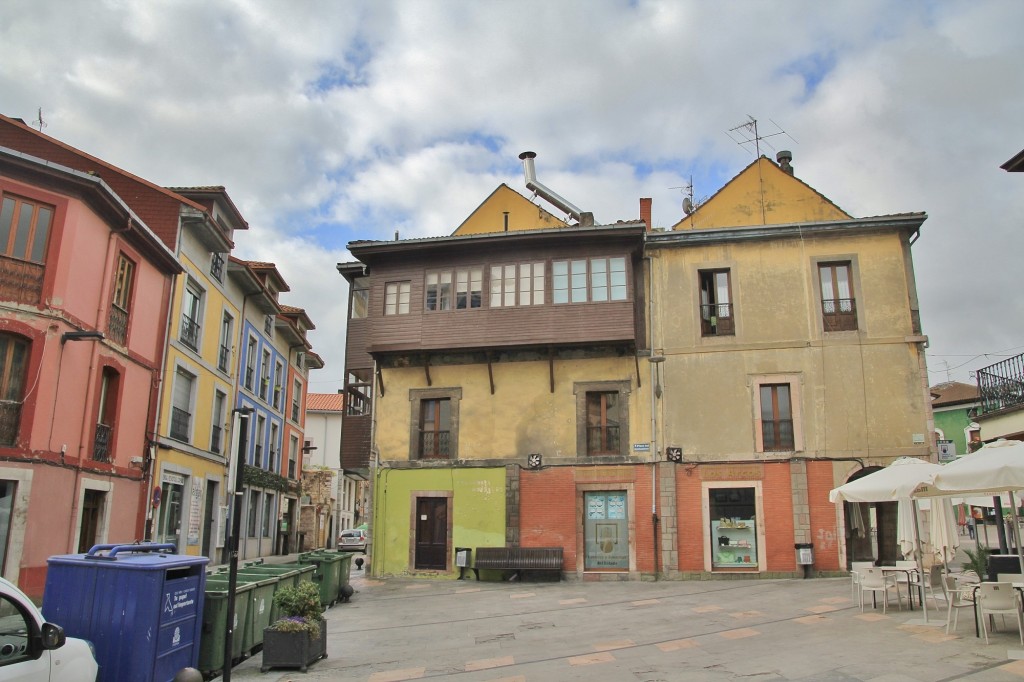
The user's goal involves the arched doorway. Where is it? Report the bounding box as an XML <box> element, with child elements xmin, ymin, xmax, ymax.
<box><xmin>843</xmin><ymin>467</ymin><xmax>900</xmax><ymax>567</ymax></box>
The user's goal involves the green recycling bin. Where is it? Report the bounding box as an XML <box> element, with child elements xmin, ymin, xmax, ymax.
<box><xmin>198</xmin><ymin>578</ymin><xmax>254</xmax><ymax>678</ymax></box>
<box><xmin>242</xmin><ymin>561</ymin><xmax>313</xmax><ymax>590</ymax></box>
<box><xmin>236</xmin><ymin>574</ymin><xmax>277</xmax><ymax>654</ymax></box>
<box><xmin>299</xmin><ymin>551</ymin><xmax>343</xmax><ymax>607</ymax></box>
<box><xmin>334</xmin><ymin>551</ymin><xmax>354</xmax><ymax>600</ymax></box>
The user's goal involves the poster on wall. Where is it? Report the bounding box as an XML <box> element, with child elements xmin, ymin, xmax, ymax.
<box><xmin>186</xmin><ymin>477</ymin><xmax>203</xmax><ymax>546</ymax></box>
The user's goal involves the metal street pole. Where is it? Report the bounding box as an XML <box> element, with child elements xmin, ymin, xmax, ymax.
<box><xmin>223</xmin><ymin>407</ymin><xmax>253</xmax><ymax>682</ymax></box>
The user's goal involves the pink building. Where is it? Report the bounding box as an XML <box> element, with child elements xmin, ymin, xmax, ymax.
<box><xmin>0</xmin><ymin>116</ymin><xmax>185</xmax><ymax>596</ymax></box>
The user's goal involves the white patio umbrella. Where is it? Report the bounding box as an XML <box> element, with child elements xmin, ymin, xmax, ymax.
<box><xmin>914</xmin><ymin>439</ymin><xmax>1024</xmax><ymax>574</ymax></box>
<box><xmin>897</xmin><ymin>497</ymin><xmax>960</xmax><ymax>565</ymax></box>
<box><xmin>830</xmin><ymin>457</ymin><xmax>943</xmax><ymax>624</ymax></box>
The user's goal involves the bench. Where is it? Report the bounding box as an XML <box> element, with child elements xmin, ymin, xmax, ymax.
<box><xmin>472</xmin><ymin>546</ymin><xmax>564</xmax><ymax>581</ymax></box>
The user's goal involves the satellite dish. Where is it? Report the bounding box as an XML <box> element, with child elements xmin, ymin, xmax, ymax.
<box><xmin>682</xmin><ymin>197</ymin><xmax>694</xmax><ymax>215</ymax></box>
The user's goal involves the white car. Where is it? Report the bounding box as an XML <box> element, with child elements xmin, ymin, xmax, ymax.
<box><xmin>0</xmin><ymin>577</ymin><xmax>98</xmax><ymax>681</ymax></box>
<box><xmin>338</xmin><ymin>529</ymin><xmax>367</xmax><ymax>553</ymax></box>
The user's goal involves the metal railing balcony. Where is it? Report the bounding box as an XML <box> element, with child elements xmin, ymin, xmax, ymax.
<box><xmin>978</xmin><ymin>353</ymin><xmax>1024</xmax><ymax>414</ymax></box>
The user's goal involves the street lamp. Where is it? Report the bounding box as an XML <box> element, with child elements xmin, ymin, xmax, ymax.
<box><xmin>223</xmin><ymin>406</ymin><xmax>254</xmax><ymax>682</ymax></box>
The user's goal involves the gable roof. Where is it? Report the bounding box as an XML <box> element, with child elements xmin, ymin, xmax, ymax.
<box><xmin>452</xmin><ymin>184</ymin><xmax>568</xmax><ymax>235</ymax></box>
<box><xmin>671</xmin><ymin>156</ymin><xmax>851</xmax><ymax>231</ymax></box>
<box><xmin>930</xmin><ymin>381</ymin><xmax>981</xmax><ymax>408</ymax></box>
<box><xmin>307</xmin><ymin>392</ymin><xmax>343</xmax><ymax>412</ymax></box>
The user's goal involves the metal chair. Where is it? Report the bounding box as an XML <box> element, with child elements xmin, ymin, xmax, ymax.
<box><xmin>977</xmin><ymin>582</ymin><xmax>1024</xmax><ymax>645</ymax></box>
<box><xmin>859</xmin><ymin>567</ymin><xmax>899</xmax><ymax>613</ymax></box>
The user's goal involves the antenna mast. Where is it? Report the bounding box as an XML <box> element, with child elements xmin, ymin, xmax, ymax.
<box><xmin>32</xmin><ymin>108</ymin><xmax>47</xmax><ymax>133</ymax></box>
<box><xmin>726</xmin><ymin>116</ymin><xmax>795</xmax><ymax>157</ymax></box>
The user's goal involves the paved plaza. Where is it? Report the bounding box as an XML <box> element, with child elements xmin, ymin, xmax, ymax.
<box><xmin>228</xmin><ymin>561</ymin><xmax>1024</xmax><ymax>682</ymax></box>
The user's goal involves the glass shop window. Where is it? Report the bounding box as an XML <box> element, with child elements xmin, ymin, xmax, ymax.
<box><xmin>709</xmin><ymin>487</ymin><xmax>758</xmax><ymax>570</ymax></box>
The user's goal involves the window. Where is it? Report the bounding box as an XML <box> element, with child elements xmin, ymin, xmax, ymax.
<box><xmin>0</xmin><ymin>334</ymin><xmax>28</xmax><ymax>446</ymax></box>
<box><xmin>244</xmin><ymin>336</ymin><xmax>257</xmax><ymax>390</ymax></box>
<box><xmin>264</xmin><ymin>315</ymin><xmax>273</xmax><ymax>336</ymax></box>
<box><xmin>0</xmin><ymin>193</ymin><xmax>52</xmax><ymax>263</ymax></box>
<box><xmin>259</xmin><ymin>350</ymin><xmax>271</xmax><ymax>401</ymax></box>
<box><xmin>759</xmin><ymin>384</ymin><xmax>794</xmax><ymax>451</ymax></box>
<box><xmin>288</xmin><ymin>436</ymin><xmax>298</xmax><ymax>479</ymax></box>
<box><xmin>169</xmin><ymin>368</ymin><xmax>195</xmax><ymax>442</ymax></box>
<box><xmin>255</xmin><ymin>415</ymin><xmax>266</xmax><ymax>467</ymax></box>
<box><xmin>574</xmin><ymin>381</ymin><xmax>631</xmax><ymax>457</ymax></box>
<box><xmin>699</xmin><ymin>269</ymin><xmax>734</xmax><ymax>336</ymax></box>
<box><xmin>553</xmin><ymin>257</ymin><xmax>626</xmax><ymax>304</ymax></box>
<box><xmin>262</xmin><ymin>492</ymin><xmax>274</xmax><ymax>537</ymax></box>
<box><xmin>247</xmin><ymin>490</ymin><xmax>259</xmax><ymax>537</ymax></box>
<box><xmin>291</xmin><ymin>378</ymin><xmax>302</xmax><ymax>422</ymax></box>
<box><xmin>345</xmin><ymin>370</ymin><xmax>372</xmax><ymax>416</ymax></box>
<box><xmin>210</xmin><ymin>252</ymin><xmax>225</xmax><ymax>282</ymax></box>
<box><xmin>273</xmin><ymin>361</ymin><xmax>283</xmax><ymax>409</ymax></box>
<box><xmin>425</xmin><ymin>271</ymin><xmax>452</xmax><ymax>311</ymax></box>
<box><xmin>211</xmin><ymin>391</ymin><xmax>226</xmax><ymax>455</ymax></box>
<box><xmin>409</xmin><ymin>388</ymin><xmax>462</xmax><ymax>460</ymax></box>
<box><xmin>709</xmin><ymin>487</ymin><xmax>758</xmax><ymax>570</ymax></box>
<box><xmin>0</xmin><ymin>591</ymin><xmax>35</xmax><ymax>667</ymax></box>
<box><xmin>385</xmin><ymin>281</ymin><xmax>410</xmax><ymax>315</ymax></box>
<box><xmin>218</xmin><ymin>313</ymin><xmax>233</xmax><ymax>373</ymax></box>
<box><xmin>490</xmin><ymin>263</ymin><xmax>543</xmax><ymax>307</ymax></box>
<box><xmin>456</xmin><ymin>268</ymin><xmax>483</xmax><ymax>309</ymax></box>
<box><xmin>93</xmin><ymin>367</ymin><xmax>119</xmax><ymax>462</ymax></box>
<box><xmin>350</xmin><ymin>277</ymin><xmax>369</xmax><ymax>319</ymax></box>
<box><xmin>180</xmin><ymin>281</ymin><xmax>203</xmax><ymax>351</ymax></box>
<box><xmin>819</xmin><ymin>262</ymin><xmax>857</xmax><ymax>331</ymax></box>
<box><xmin>269</xmin><ymin>422</ymin><xmax>279</xmax><ymax>472</ymax></box>
<box><xmin>109</xmin><ymin>254</ymin><xmax>135</xmax><ymax>345</ymax></box>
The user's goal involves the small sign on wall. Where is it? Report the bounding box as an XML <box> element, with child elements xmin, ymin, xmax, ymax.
<box><xmin>937</xmin><ymin>439</ymin><xmax>956</xmax><ymax>462</ymax></box>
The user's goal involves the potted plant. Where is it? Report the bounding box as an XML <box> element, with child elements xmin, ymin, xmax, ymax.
<box><xmin>962</xmin><ymin>545</ymin><xmax>992</xmax><ymax>581</ymax></box>
<box><xmin>260</xmin><ymin>580</ymin><xmax>328</xmax><ymax>673</ymax></box>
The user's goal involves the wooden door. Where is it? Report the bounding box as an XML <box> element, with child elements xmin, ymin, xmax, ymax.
<box><xmin>414</xmin><ymin>497</ymin><xmax>448</xmax><ymax>570</ymax></box>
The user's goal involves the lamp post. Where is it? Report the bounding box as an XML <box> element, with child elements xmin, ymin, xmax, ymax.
<box><xmin>223</xmin><ymin>406</ymin><xmax>253</xmax><ymax>682</ymax></box>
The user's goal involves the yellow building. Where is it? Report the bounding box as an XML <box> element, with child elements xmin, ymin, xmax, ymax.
<box><xmin>649</xmin><ymin>152</ymin><xmax>932</xmax><ymax>574</ymax></box>
<box><xmin>151</xmin><ymin>188</ymin><xmax>247</xmax><ymax>561</ymax></box>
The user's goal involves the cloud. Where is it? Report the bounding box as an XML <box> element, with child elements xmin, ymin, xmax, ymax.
<box><xmin>3</xmin><ymin>0</ymin><xmax>1022</xmax><ymax>390</ymax></box>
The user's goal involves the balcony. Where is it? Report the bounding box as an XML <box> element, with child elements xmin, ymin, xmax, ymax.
<box><xmin>108</xmin><ymin>305</ymin><xmax>128</xmax><ymax>346</ymax></box>
<box><xmin>0</xmin><ymin>256</ymin><xmax>43</xmax><ymax>305</ymax></box>
<box><xmin>822</xmin><ymin>298</ymin><xmax>858</xmax><ymax>332</ymax></box>
<box><xmin>180</xmin><ymin>315</ymin><xmax>200</xmax><ymax>351</ymax></box>
<box><xmin>218</xmin><ymin>345</ymin><xmax>231</xmax><ymax>372</ymax></box>
<box><xmin>418</xmin><ymin>431</ymin><xmax>451</xmax><ymax>459</ymax></box>
<box><xmin>93</xmin><ymin>423</ymin><xmax>111</xmax><ymax>462</ymax></box>
<box><xmin>978</xmin><ymin>353</ymin><xmax>1024</xmax><ymax>415</ymax></box>
<box><xmin>170</xmin><ymin>406</ymin><xmax>191</xmax><ymax>442</ymax></box>
<box><xmin>700</xmin><ymin>303</ymin><xmax>735</xmax><ymax>336</ymax></box>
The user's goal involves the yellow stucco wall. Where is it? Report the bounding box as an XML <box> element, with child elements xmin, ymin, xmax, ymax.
<box><xmin>372</xmin><ymin>467</ymin><xmax>506</xmax><ymax>578</ymax></box>
<box><xmin>375</xmin><ymin>358</ymin><xmax>649</xmax><ymax>461</ymax></box>
<box><xmin>453</xmin><ymin>184</ymin><xmax>568</xmax><ymax>235</ymax></box>
<box><xmin>673</xmin><ymin>158</ymin><xmax>851</xmax><ymax>230</ymax></box>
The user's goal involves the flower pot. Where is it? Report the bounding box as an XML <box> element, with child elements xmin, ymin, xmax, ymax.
<box><xmin>260</xmin><ymin>622</ymin><xmax>327</xmax><ymax>673</ymax></box>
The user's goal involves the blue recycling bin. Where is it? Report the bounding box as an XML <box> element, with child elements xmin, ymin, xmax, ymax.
<box><xmin>43</xmin><ymin>543</ymin><xmax>208</xmax><ymax>682</ymax></box>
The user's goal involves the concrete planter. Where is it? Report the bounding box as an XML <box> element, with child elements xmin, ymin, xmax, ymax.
<box><xmin>260</xmin><ymin>622</ymin><xmax>327</xmax><ymax>673</ymax></box>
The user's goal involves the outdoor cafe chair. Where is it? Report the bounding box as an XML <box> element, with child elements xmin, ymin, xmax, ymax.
<box><xmin>977</xmin><ymin>582</ymin><xmax>1024</xmax><ymax>645</ymax></box>
<box><xmin>943</xmin><ymin>574</ymin><xmax>976</xmax><ymax>635</ymax></box>
<box><xmin>859</xmin><ymin>567</ymin><xmax>899</xmax><ymax>613</ymax></box>
<box><xmin>850</xmin><ymin>561</ymin><xmax>874</xmax><ymax>601</ymax></box>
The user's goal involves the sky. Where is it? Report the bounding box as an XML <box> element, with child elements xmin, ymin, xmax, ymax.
<box><xmin>2</xmin><ymin>0</ymin><xmax>1022</xmax><ymax>394</ymax></box>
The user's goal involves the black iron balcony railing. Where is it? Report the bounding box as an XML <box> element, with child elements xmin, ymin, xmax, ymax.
<box><xmin>291</xmin><ymin>401</ymin><xmax>300</xmax><ymax>422</ymax></box>
<box><xmin>108</xmin><ymin>305</ymin><xmax>128</xmax><ymax>345</ymax></box>
<box><xmin>0</xmin><ymin>256</ymin><xmax>44</xmax><ymax>305</ymax></box>
<box><xmin>254</xmin><ymin>444</ymin><xmax>263</xmax><ymax>466</ymax></box>
<box><xmin>700</xmin><ymin>303</ymin><xmax>735</xmax><ymax>336</ymax></box>
<box><xmin>210</xmin><ymin>425</ymin><xmax>222</xmax><ymax>454</ymax></box>
<box><xmin>218</xmin><ymin>344</ymin><xmax>230</xmax><ymax>372</ymax></box>
<box><xmin>210</xmin><ymin>252</ymin><xmax>225</xmax><ymax>282</ymax></box>
<box><xmin>586</xmin><ymin>425</ymin><xmax>621</xmax><ymax>455</ymax></box>
<box><xmin>977</xmin><ymin>353</ymin><xmax>1024</xmax><ymax>414</ymax></box>
<box><xmin>245</xmin><ymin>366</ymin><xmax>255</xmax><ymax>390</ymax></box>
<box><xmin>93</xmin><ymin>423</ymin><xmax>111</xmax><ymax>462</ymax></box>
<box><xmin>822</xmin><ymin>298</ymin><xmax>858</xmax><ymax>332</ymax></box>
<box><xmin>180</xmin><ymin>315</ymin><xmax>200</xmax><ymax>351</ymax></box>
<box><xmin>762</xmin><ymin>419</ymin><xmax>795</xmax><ymax>451</ymax></box>
<box><xmin>0</xmin><ymin>401</ymin><xmax>21</xmax><ymax>446</ymax></box>
<box><xmin>169</xmin><ymin>406</ymin><xmax>191</xmax><ymax>442</ymax></box>
<box><xmin>419</xmin><ymin>430</ymin><xmax>451</xmax><ymax>459</ymax></box>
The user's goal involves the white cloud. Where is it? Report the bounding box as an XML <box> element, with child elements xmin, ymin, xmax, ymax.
<box><xmin>3</xmin><ymin>0</ymin><xmax>1022</xmax><ymax>390</ymax></box>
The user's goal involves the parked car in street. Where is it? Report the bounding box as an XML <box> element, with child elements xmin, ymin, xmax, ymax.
<box><xmin>338</xmin><ymin>528</ymin><xmax>367</xmax><ymax>553</ymax></box>
<box><xmin>0</xmin><ymin>577</ymin><xmax>98</xmax><ymax>681</ymax></box>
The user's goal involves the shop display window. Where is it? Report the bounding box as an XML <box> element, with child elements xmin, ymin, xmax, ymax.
<box><xmin>709</xmin><ymin>487</ymin><xmax>757</xmax><ymax>569</ymax></box>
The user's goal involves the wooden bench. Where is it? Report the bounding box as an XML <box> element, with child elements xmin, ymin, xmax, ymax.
<box><xmin>472</xmin><ymin>546</ymin><xmax>563</xmax><ymax>581</ymax></box>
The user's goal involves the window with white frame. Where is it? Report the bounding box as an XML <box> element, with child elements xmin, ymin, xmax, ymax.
<box><xmin>384</xmin><ymin>281</ymin><xmax>411</xmax><ymax>315</ymax></box>
<box><xmin>169</xmin><ymin>368</ymin><xmax>195</xmax><ymax>442</ymax></box>
<box><xmin>489</xmin><ymin>262</ymin><xmax>544</xmax><ymax>307</ymax></box>
<box><xmin>244</xmin><ymin>336</ymin><xmax>257</xmax><ymax>390</ymax></box>
<box><xmin>553</xmin><ymin>257</ymin><xmax>627</xmax><ymax>304</ymax></box>
<box><xmin>180</xmin><ymin>280</ymin><xmax>204</xmax><ymax>351</ymax></box>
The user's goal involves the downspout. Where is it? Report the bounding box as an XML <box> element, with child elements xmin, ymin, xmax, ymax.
<box><xmin>646</xmin><ymin>248</ymin><xmax>661</xmax><ymax>580</ymax></box>
<box><xmin>144</xmin><ymin>265</ymin><xmax>177</xmax><ymax>541</ymax></box>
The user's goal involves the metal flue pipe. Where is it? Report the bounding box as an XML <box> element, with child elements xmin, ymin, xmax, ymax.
<box><xmin>519</xmin><ymin>151</ymin><xmax>584</xmax><ymax>222</ymax></box>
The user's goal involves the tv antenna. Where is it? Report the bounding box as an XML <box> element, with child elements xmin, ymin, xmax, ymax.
<box><xmin>32</xmin><ymin>108</ymin><xmax>47</xmax><ymax>133</ymax></box>
<box><xmin>726</xmin><ymin>116</ymin><xmax>796</xmax><ymax>157</ymax></box>
<box><xmin>670</xmin><ymin>177</ymin><xmax>706</xmax><ymax>216</ymax></box>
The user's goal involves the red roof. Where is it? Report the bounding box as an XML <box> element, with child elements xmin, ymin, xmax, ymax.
<box><xmin>306</xmin><ymin>393</ymin><xmax>343</xmax><ymax>412</ymax></box>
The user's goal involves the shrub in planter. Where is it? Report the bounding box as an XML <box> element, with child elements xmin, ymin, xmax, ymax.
<box><xmin>261</xmin><ymin>581</ymin><xmax>327</xmax><ymax>673</ymax></box>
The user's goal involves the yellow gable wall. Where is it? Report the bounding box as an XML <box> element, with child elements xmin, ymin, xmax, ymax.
<box><xmin>453</xmin><ymin>184</ymin><xmax>568</xmax><ymax>235</ymax></box>
<box><xmin>673</xmin><ymin>158</ymin><xmax>851</xmax><ymax>230</ymax></box>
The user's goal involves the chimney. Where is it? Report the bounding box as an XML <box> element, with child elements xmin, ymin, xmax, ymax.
<box><xmin>640</xmin><ymin>198</ymin><xmax>652</xmax><ymax>232</ymax></box>
<box><xmin>518</xmin><ymin>151</ymin><xmax>587</xmax><ymax>223</ymax></box>
<box><xmin>776</xmin><ymin>150</ymin><xmax>794</xmax><ymax>175</ymax></box>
